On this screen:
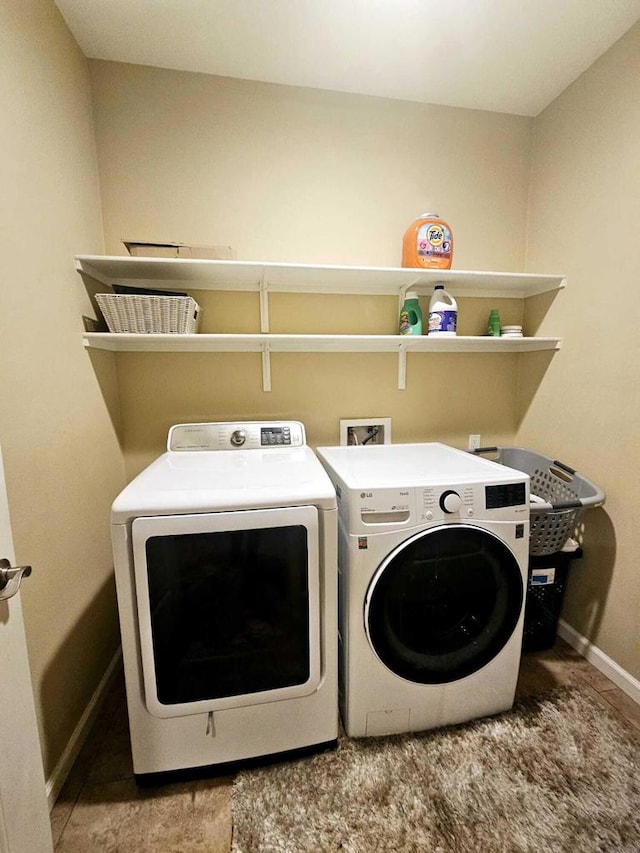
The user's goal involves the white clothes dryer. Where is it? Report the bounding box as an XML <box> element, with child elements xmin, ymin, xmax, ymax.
<box><xmin>111</xmin><ymin>421</ymin><xmax>338</xmax><ymax>782</ymax></box>
<box><xmin>316</xmin><ymin>442</ymin><xmax>529</xmax><ymax>738</ymax></box>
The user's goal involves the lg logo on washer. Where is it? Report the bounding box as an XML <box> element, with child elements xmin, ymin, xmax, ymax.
<box><xmin>357</xmin><ymin>489</ymin><xmax>412</xmax><ymax>525</ymax></box>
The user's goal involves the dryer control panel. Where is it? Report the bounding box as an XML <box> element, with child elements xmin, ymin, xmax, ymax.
<box><xmin>168</xmin><ymin>421</ymin><xmax>306</xmax><ymax>451</ymax></box>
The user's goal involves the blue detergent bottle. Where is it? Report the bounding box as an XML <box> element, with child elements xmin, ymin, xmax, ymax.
<box><xmin>399</xmin><ymin>291</ymin><xmax>422</xmax><ymax>335</ymax></box>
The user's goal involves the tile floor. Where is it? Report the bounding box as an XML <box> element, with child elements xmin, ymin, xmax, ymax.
<box><xmin>50</xmin><ymin>638</ymin><xmax>640</xmax><ymax>852</ymax></box>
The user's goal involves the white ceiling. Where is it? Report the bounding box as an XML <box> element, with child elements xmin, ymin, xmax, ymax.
<box><xmin>54</xmin><ymin>0</ymin><xmax>640</xmax><ymax>116</ymax></box>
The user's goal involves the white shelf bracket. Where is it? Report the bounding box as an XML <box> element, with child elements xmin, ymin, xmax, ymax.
<box><xmin>75</xmin><ymin>258</ymin><xmax>112</xmax><ymax>287</ymax></box>
<box><xmin>259</xmin><ymin>273</ymin><xmax>270</xmax><ymax>333</ymax></box>
<box><xmin>397</xmin><ymin>343</ymin><xmax>408</xmax><ymax>391</ymax></box>
<box><xmin>261</xmin><ymin>341</ymin><xmax>272</xmax><ymax>392</ymax></box>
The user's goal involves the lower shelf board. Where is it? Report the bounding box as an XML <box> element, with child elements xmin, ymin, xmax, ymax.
<box><xmin>82</xmin><ymin>332</ymin><xmax>561</xmax><ymax>354</ymax></box>
<box><xmin>82</xmin><ymin>332</ymin><xmax>560</xmax><ymax>391</ymax></box>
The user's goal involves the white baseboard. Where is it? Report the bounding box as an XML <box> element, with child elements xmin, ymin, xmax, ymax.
<box><xmin>557</xmin><ymin>619</ymin><xmax>640</xmax><ymax>706</ymax></box>
<box><xmin>46</xmin><ymin>647</ymin><xmax>122</xmax><ymax>811</ymax></box>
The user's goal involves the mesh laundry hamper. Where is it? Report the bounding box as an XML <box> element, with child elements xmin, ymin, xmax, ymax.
<box><xmin>473</xmin><ymin>447</ymin><xmax>605</xmax><ymax>651</ymax></box>
<box><xmin>473</xmin><ymin>447</ymin><xmax>605</xmax><ymax>556</ymax></box>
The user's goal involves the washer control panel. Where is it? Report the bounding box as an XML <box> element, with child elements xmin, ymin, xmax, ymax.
<box><xmin>422</xmin><ymin>484</ymin><xmax>477</xmax><ymax>521</ymax></box>
<box><xmin>421</xmin><ymin>481</ymin><xmax>528</xmax><ymax>523</ymax></box>
<box><xmin>168</xmin><ymin>421</ymin><xmax>306</xmax><ymax>451</ymax></box>
<box><xmin>486</xmin><ymin>482</ymin><xmax>527</xmax><ymax>508</ymax></box>
<box><xmin>354</xmin><ymin>480</ymin><xmax>528</xmax><ymax>529</ymax></box>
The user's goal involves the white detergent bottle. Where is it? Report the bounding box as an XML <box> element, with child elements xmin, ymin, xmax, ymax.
<box><xmin>428</xmin><ymin>284</ymin><xmax>457</xmax><ymax>336</ymax></box>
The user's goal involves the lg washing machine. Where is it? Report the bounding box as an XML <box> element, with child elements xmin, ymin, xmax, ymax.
<box><xmin>316</xmin><ymin>442</ymin><xmax>529</xmax><ymax>738</ymax></box>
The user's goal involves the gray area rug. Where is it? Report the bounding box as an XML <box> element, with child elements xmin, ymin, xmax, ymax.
<box><xmin>232</xmin><ymin>688</ymin><xmax>640</xmax><ymax>852</ymax></box>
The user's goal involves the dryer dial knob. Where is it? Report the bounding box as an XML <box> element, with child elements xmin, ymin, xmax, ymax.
<box><xmin>230</xmin><ymin>429</ymin><xmax>247</xmax><ymax>447</ymax></box>
<box><xmin>440</xmin><ymin>490</ymin><xmax>462</xmax><ymax>514</ymax></box>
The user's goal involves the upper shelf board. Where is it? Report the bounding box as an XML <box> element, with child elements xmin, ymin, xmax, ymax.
<box><xmin>76</xmin><ymin>256</ymin><xmax>566</xmax><ymax>299</ymax></box>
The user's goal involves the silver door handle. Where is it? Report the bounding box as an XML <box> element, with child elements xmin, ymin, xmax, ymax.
<box><xmin>0</xmin><ymin>558</ymin><xmax>32</xmax><ymax>601</ymax></box>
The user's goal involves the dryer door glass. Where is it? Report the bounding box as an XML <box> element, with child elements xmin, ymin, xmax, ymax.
<box><xmin>131</xmin><ymin>506</ymin><xmax>322</xmax><ymax>717</ymax></box>
<box><xmin>365</xmin><ymin>525</ymin><xmax>523</xmax><ymax>684</ymax></box>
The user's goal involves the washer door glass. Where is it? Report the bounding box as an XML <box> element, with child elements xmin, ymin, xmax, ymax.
<box><xmin>365</xmin><ymin>525</ymin><xmax>524</xmax><ymax>684</ymax></box>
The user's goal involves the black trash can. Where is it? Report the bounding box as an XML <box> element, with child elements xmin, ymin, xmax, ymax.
<box><xmin>522</xmin><ymin>547</ymin><xmax>583</xmax><ymax>652</ymax></box>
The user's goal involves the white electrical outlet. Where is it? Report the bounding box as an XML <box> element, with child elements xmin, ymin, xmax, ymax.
<box><xmin>468</xmin><ymin>434</ymin><xmax>481</xmax><ymax>451</ymax></box>
<box><xmin>340</xmin><ymin>418</ymin><xmax>392</xmax><ymax>446</ymax></box>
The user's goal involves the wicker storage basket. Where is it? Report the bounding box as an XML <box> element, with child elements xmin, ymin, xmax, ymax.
<box><xmin>95</xmin><ymin>294</ymin><xmax>200</xmax><ymax>334</ymax></box>
<box><xmin>473</xmin><ymin>447</ymin><xmax>605</xmax><ymax>556</ymax></box>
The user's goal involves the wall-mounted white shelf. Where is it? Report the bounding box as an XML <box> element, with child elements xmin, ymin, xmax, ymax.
<box><xmin>76</xmin><ymin>255</ymin><xmax>566</xmax><ymax>299</ymax></box>
<box><xmin>82</xmin><ymin>332</ymin><xmax>561</xmax><ymax>354</ymax></box>
<box><xmin>76</xmin><ymin>255</ymin><xmax>565</xmax><ymax>390</ymax></box>
<box><xmin>82</xmin><ymin>332</ymin><xmax>561</xmax><ymax>391</ymax></box>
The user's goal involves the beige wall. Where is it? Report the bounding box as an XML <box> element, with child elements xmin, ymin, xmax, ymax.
<box><xmin>89</xmin><ymin>61</ymin><xmax>532</xmax><ymax>271</ymax></box>
<box><xmin>0</xmin><ymin>0</ymin><xmax>126</xmax><ymax>778</ymax></box>
<box><xmin>521</xmin><ymin>22</ymin><xmax>640</xmax><ymax>679</ymax></box>
<box><xmin>88</xmin><ymin>61</ymin><xmax>536</xmax><ymax>476</ymax></box>
<box><xmin>88</xmin><ymin>55</ymin><xmax>639</xmax><ymax>686</ymax></box>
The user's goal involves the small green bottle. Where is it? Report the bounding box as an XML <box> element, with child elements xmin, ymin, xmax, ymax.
<box><xmin>488</xmin><ymin>309</ymin><xmax>501</xmax><ymax>337</ymax></box>
<box><xmin>399</xmin><ymin>292</ymin><xmax>423</xmax><ymax>335</ymax></box>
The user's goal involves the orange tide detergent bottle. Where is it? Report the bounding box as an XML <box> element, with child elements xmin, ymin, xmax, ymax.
<box><xmin>402</xmin><ymin>213</ymin><xmax>453</xmax><ymax>270</ymax></box>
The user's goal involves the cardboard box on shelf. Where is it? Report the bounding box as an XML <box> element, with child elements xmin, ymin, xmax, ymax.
<box><xmin>122</xmin><ymin>241</ymin><xmax>235</xmax><ymax>260</ymax></box>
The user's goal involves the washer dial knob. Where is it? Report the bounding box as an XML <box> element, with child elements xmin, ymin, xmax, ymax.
<box><xmin>440</xmin><ymin>490</ymin><xmax>462</xmax><ymax>514</ymax></box>
<box><xmin>230</xmin><ymin>429</ymin><xmax>247</xmax><ymax>447</ymax></box>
